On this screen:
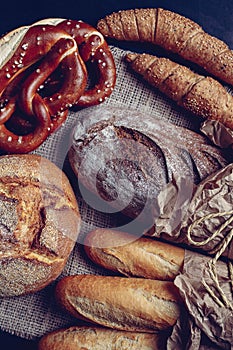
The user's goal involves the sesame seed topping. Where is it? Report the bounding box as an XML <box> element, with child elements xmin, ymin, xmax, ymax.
<box><xmin>7</xmin><ymin>136</ymin><xmax>12</xmax><ymax>142</ymax></box>
<box><xmin>22</xmin><ymin>43</ymin><xmax>28</xmax><ymax>50</ymax></box>
<box><xmin>36</xmin><ymin>69</ymin><xmax>41</xmax><ymax>73</ymax></box>
<box><xmin>18</xmin><ymin>136</ymin><xmax>22</xmax><ymax>144</ymax></box>
<box><xmin>6</xmin><ymin>73</ymin><xmax>11</xmax><ymax>79</ymax></box>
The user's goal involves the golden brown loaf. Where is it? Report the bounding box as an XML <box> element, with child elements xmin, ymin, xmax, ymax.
<box><xmin>84</xmin><ymin>229</ymin><xmax>184</xmax><ymax>281</ymax></box>
<box><xmin>38</xmin><ymin>326</ymin><xmax>165</xmax><ymax>350</ymax></box>
<box><xmin>125</xmin><ymin>52</ymin><xmax>233</xmax><ymax>130</ymax></box>
<box><xmin>0</xmin><ymin>154</ymin><xmax>81</xmax><ymax>297</ymax></box>
<box><xmin>55</xmin><ymin>274</ymin><xmax>182</xmax><ymax>332</ymax></box>
<box><xmin>97</xmin><ymin>8</ymin><xmax>233</xmax><ymax>86</ymax></box>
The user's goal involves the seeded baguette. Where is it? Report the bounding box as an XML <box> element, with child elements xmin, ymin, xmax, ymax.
<box><xmin>38</xmin><ymin>326</ymin><xmax>165</xmax><ymax>350</ymax></box>
<box><xmin>125</xmin><ymin>52</ymin><xmax>233</xmax><ymax>130</ymax></box>
<box><xmin>84</xmin><ymin>229</ymin><xmax>184</xmax><ymax>281</ymax></box>
<box><xmin>55</xmin><ymin>274</ymin><xmax>182</xmax><ymax>332</ymax></box>
<box><xmin>97</xmin><ymin>8</ymin><xmax>233</xmax><ymax>86</ymax></box>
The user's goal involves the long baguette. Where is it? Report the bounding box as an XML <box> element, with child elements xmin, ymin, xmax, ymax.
<box><xmin>97</xmin><ymin>8</ymin><xmax>233</xmax><ymax>86</ymax></box>
<box><xmin>38</xmin><ymin>326</ymin><xmax>165</xmax><ymax>350</ymax></box>
<box><xmin>84</xmin><ymin>229</ymin><xmax>184</xmax><ymax>281</ymax></box>
<box><xmin>55</xmin><ymin>274</ymin><xmax>182</xmax><ymax>332</ymax></box>
<box><xmin>125</xmin><ymin>52</ymin><xmax>233</xmax><ymax>130</ymax></box>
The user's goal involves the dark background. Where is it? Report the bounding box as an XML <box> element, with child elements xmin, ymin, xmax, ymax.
<box><xmin>0</xmin><ymin>0</ymin><xmax>232</xmax><ymax>348</ymax></box>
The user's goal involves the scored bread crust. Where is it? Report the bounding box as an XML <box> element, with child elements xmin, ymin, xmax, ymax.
<box><xmin>84</xmin><ymin>228</ymin><xmax>184</xmax><ymax>281</ymax></box>
<box><xmin>0</xmin><ymin>154</ymin><xmax>81</xmax><ymax>297</ymax></box>
<box><xmin>38</xmin><ymin>326</ymin><xmax>164</xmax><ymax>350</ymax></box>
<box><xmin>55</xmin><ymin>274</ymin><xmax>182</xmax><ymax>332</ymax></box>
<box><xmin>97</xmin><ymin>8</ymin><xmax>233</xmax><ymax>86</ymax></box>
<box><xmin>125</xmin><ymin>52</ymin><xmax>233</xmax><ymax>129</ymax></box>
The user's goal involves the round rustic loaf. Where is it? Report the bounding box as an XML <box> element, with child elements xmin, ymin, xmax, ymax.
<box><xmin>69</xmin><ymin>106</ymin><xmax>228</xmax><ymax>223</ymax></box>
<box><xmin>0</xmin><ymin>154</ymin><xmax>81</xmax><ymax>297</ymax></box>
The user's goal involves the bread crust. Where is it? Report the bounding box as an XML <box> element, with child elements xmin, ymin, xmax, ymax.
<box><xmin>55</xmin><ymin>274</ymin><xmax>182</xmax><ymax>332</ymax></box>
<box><xmin>84</xmin><ymin>229</ymin><xmax>184</xmax><ymax>280</ymax></box>
<box><xmin>97</xmin><ymin>8</ymin><xmax>233</xmax><ymax>85</ymax></box>
<box><xmin>126</xmin><ymin>52</ymin><xmax>233</xmax><ymax>129</ymax></box>
<box><xmin>38</xmin><ymin>326</ymin><xmax>164</xmax><ymax>350</ymax></box>
<box><xmin>69</xmin><ymin>106</ymin><xmax>228</xmax><ymax>221</ymax></box>
<box><xmin>0</xmin><ymin>154</ymin><xmax>81</xmax><ymax>297</ymax></box>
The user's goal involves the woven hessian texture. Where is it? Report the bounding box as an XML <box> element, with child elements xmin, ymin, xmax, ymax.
<box><xmin>0</xmin><ymin>45</ymin><xmax>202</xmax><ymax>340</ymax></box>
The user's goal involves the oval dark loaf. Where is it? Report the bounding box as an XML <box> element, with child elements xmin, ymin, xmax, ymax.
<box><xmin>0</xmin><ymin>154</ymin><xmax>81</xmax><ymax>297</ymax></box>
<box><xmin>69</xmin><ymin>106</ymin><xmax>228</xmax><ymax>222</ymax></box>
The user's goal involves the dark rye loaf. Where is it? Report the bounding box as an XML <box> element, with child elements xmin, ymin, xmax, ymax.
<box><xmin>69</xmin><ymin>106</ymin><xmax>228</xmax><ymax>222</ymax></box>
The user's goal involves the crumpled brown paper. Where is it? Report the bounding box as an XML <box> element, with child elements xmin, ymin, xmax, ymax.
<box><xmin>146</xmin><ymin>163</ymin><xmax>233</xmax><ymax>260</ymax></box>
<box><xmin>200</xmin><ymin>120</ymin><xmax>233</xmax><ymax>153</ymax></box>
<box><xmin>146</xmin><ymin>163</ymin><xmax>233</xmax><ymax>349</ymax></box>
<box><xmin>167</xmin><ymin>249</ymin><xmax>233</xmax><ymax>350</ymax></box>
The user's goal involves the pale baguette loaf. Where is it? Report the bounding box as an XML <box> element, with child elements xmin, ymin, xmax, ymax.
<box><xmin>84</xmin><ymin>229</ymin><xmax>184</xmax><ymax>281</ymax></box>
<box><xmin>38</xmin><ymin>326</ymin><xmax>165</xmax><ymax>350</ymax></box>
<box><xmin>55</xmin><ymin>274</ymin><xmax>182</xmax><ymax>332</ymax></box>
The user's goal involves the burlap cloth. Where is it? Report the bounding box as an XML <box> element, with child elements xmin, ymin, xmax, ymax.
<box><xmin>0</xmin><ymin>45</ymin><xmax>209</xmax><ymax>340</ymax></box>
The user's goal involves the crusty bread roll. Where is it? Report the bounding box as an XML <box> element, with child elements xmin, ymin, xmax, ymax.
<box><xmin>38</xmin><ymin>326</ymin><xmax>165</xmax><ymax>350</ymax></box>
<box><xmin>0</xmin><ymin>154</ymin><xmax>81</xmax><ymax>297</ymax></box>
<box><xmin>84</xmin><ymin>228</ymin><xmax>184</xmax><ymax>281</ymax></box>
<box><xmin>55</xmin><ymin>274</ymin><xmax>182</xmax><ymax>332</ymax></box>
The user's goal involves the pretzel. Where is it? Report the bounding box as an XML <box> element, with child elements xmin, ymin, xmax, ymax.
<box><xmin>18</xmin><ymin>37</ymin><xmax>87</xmax><ymax>131</ymax></box>
<box><xmin>0</xmin><ymin>94</ymin><xmax>51</xmax><ymax>153</ymax></box>
<box><xmin>57</xmin><ymin>20</ymin><xmax>116</xmax><ymax>107</ymax></box>
<box><xmin>0</xmin><ymin>24</ymin><xmax>87</xmax><ymax>153</ymax></box>
<box><xmin>0</xmin><ymin>19</ymin><xmax>116</xmax><ymax>153</ymax></box>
